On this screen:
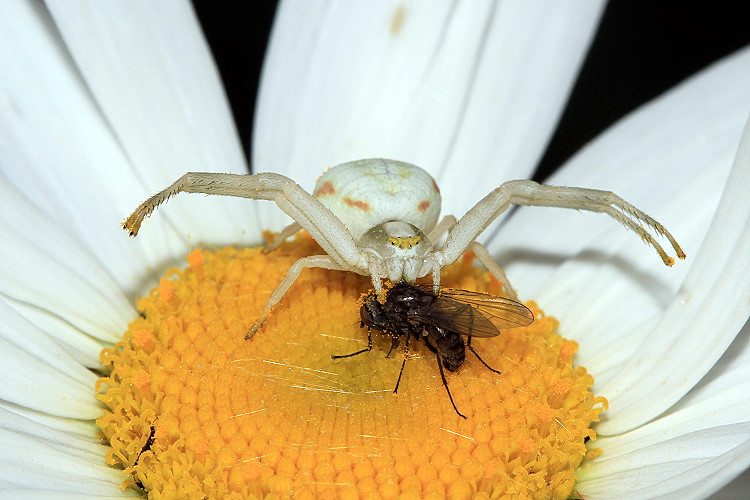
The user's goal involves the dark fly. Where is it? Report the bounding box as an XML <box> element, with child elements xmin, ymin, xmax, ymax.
<box><xmin>333</xmin><ymin>281</ymin><xmax>534</xmax><ymax>418</ymax></box>
<box><xmin>133</xmin><ymin>425</ymin><xmax>156</xmax><ymax>490</ymax></box>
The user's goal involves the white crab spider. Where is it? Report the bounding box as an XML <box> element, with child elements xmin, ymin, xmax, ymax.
<box><xmin>123</xmin><ymin>158</ymin><xmax>685</xmax><ymax>339</ymax></box>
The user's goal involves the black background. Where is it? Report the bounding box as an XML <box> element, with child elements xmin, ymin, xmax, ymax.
<box><xmin>192</xmin><ymin>1</ymin><xmax>749</xmax><ymax>181</ymax></box>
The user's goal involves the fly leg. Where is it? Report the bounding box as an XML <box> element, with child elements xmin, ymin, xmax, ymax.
<box><xmin>424</xmin><ymin>337</ymin><xmax>467</xmax><ymax>419</ymax></box>
<box><xmin>392</xmin><ymin>333</ymin><xmax>412</xmax><ymax>393</ymax></box>
<box><xmin>385</xmin><ymin>336</ymin><xmax>400</xmax><ymax>358</ymax></box>
<box><xmin>331</xmin><ymin>328</ymin><xmax>373</xmax><ymax>359</ymax></box>
<box><xmin>467</xmin><ymin>336</ymin><xmax>501</xmax><ymax>374</ymax></box>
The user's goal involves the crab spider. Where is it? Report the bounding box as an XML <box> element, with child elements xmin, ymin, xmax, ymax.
<box><xmin>123</xmin><ymin>158</ymin><xmax>685</xmax><ymax>339</ymax></box>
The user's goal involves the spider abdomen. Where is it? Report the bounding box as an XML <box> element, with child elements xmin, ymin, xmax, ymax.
<box><xmin>313</xmin><ymin>158</ymin><xmax>441</xmax><ymax>240</ymax></box>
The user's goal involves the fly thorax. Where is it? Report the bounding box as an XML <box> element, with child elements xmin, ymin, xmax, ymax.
<box><xmin>358</xmin><ymin>221</ymin><xmax>432</xmax><ymax>282</ymax></box>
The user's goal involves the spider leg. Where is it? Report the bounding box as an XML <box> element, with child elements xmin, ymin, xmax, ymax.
<box><xmin>367</xmin><ymin>260</ymin><xmax>385</xmax><ymax>293</ymax></box>
<box><xmin>438</xmin><ymin>179</ymin><xmax>685</xmax><ymax>269</ymax></box>
<box><xmin>468</xmin><ymin>241</ymin><xmax>517</xmax><ymax>300</ymax></box>
<box><xmin>425</xmin><ymin>216</ymin><xmax>517</xmax><ymax>298</ymax></box>
<box><xmin>430</xmin><ymin>262</ymin><xmax>442</xmax><ymax>293</ymax></box>
<box><xmin>428</xmin><ymin>216</ymin><xmax>457</xmax><ymax>292</ymax></box>
<box><xmin>427</xmin><ymin>215</ymin><xmax>457</xmax><ymax>247</ymax></box>
<box><xmin>262</xmin><ymin>222</ymin><xmax>302</xmax><ymax>254</ymax></box>
<box><xmin>467</xmin><ymin>336</ymin><xmax>502</xmax><ymax>374</ymax></box>
<box><xmin>245</xmin><ymin>255</ymin><xmax>346</xmax><ymax>339</ymax></box>
<box><xmin>122</xmin><ymin>172</ymin><xmax>366</xmax><ymax>270</ymax></box>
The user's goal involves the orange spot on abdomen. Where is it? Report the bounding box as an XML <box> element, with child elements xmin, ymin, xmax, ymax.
<box><xmin>344</xmin><ymin>198</ymin><xmax>371</xmax><ymax>211</ymax></box>
<box><xmin>417</xmin><ymin>200</ymin><xmax>430</xmax><ymax>212</ymax></box>
<box><xmin>314</xmin><ymin>182</ymin><xmax>336</xmax><ymax>197</ymax></box>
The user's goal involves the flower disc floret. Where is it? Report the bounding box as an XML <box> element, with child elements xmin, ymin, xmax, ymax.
<box><xmin>97</xmin><ymin>237</ymin><xmax>605</xmax><ymax>499</ymax></box>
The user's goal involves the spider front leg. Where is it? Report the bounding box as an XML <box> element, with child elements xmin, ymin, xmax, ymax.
<box><xmin>122</xmin><ymin>171</ymin><xmax>382</xmax><ymax>337</ymax></box>
<box><xmin>122</xmin><ymin>172</ymin><xmax>365</xmax><ymax>271</ymax></box>
<box><xmin>437</xmin><ymin>179</ymin><xmax>685</xmax><ymax>273</ymax></box>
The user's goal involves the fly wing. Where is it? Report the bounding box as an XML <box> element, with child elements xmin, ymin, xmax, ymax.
<box><xmin>410</xmin><ymin>298</ymin><xmax>501</xmax><ymax>338</ymax></box>
<box><xmin>439</xmin><ymin>288</ymin><xmax>534</xmax><ymax>328</ymax></box>
<box><xmin>410</xmin><ymin>286</ymin><xmax>534</xmax><ymax>338</ymax></box>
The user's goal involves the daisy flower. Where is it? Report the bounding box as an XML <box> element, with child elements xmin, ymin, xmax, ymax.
<box><xmin>0</xmin><ymin>1</ymin><xmax>748</xmax><ymax>499</ymax></box>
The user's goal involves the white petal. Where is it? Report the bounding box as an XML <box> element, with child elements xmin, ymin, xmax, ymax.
<box><xmin>495</xmin><ymin>45</ymin><xmax>750</xmax><ymax>304</ymax></box>
<box><xmin>45</xmin><ymin>0</ymin><xmax>244</xmax><ymax>175</ymax></box>
<box><xmin>0</xmin><ymin>408</ymin><xmax>101</xmax><ymax>462</ymax></box>
<box><xmin>0</xmin><ymin>416</ymin><xmax>127</xmax><ymax>496</ymax></box>
<box><xmin>668</xmin><ymin>319</ymin><xmax>750</xmax><ymax>415</ymax></box>
<box><xmin>0</xmin><ymin>401</ymin><xmax>97</xmax><ymax>440</ymax></box>
<box><xmin>0</xmin><ymin>409</ymin><xmax>132</xmax><ymax>498</ymax></box>
<box><xmin>713</xmin><ymin>468</ymin><xmax>750</xmax><ymax>500</ymax></box>
<box><xmin>0</xmin><ymin>1</ymin><xmax>256</xmax><ymax>300</ymax></box>
<box><xmin>489</xmin><ymin>47</ymin><xmax>750</xmax><ymax>432</ymax></box>
<box><xmin>0</xmin><ymin>493</ymin><xmax>129</xmax><ymax>500</ymax></box>
<box><xmin>577</xmin><ymin>320</ymin><xmax>750</xmax><ymax>496</ymax></box>
<box><xmin>254</xmin><ymin>0</ymin><xmax>604</xmax><ymax>229</ymax></box>
<box><xmin>0</xmin><ymin>178</ymin><xmax>134</xmax><ymax>362</ymax></box>
<box><xmin>0</xmin><ymin>300</ymin><xmax>101</xmax><ymax>419</ymax></box>
<box><xmin>45</xmin><ymin>0</ymin><xmax>252</xmax><ymax>241</ymax></box>
<box><xmin>595</xmin><ymin>114</ymin><xmax>750</xmax><ymax>434</ymax></box>
<box><xmin>0</xmin><ymin>0</ymin><xmax>184</xmax><ymax>292</ymax></box>
<box><xmin>576</xmin><ymin>423</ymin><xmax>750</xmax><ymax>499</ymax></box>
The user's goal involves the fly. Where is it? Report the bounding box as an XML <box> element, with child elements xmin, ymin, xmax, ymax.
<box><xmin>333</xmin><ymin>281</ymin><xmax>534</xmax><ymax>418</ymax></box>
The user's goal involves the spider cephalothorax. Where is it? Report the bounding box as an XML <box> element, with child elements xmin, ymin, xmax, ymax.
<box><xmin>123</xmin><ymin>158</ymin><xmax>685</xmax><ymax>338</ymax></box>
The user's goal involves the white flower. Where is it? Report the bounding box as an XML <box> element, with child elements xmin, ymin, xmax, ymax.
<box><xmin>0</xmin><ymin>1</ymin><xmax>748</xmax><ymax>498</ymax></box>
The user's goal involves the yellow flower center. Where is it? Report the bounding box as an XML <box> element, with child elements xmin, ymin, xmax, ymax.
<box><xmin>97</xmin><ymin>237</ymin><xmax>605</xmax><ymax>499</ymax></box>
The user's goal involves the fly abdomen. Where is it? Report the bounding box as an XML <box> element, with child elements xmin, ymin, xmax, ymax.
<box><xmin>429</xmin><ymin>327</ymin><xmax>466</xmax><ymax>372</ymax></box>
